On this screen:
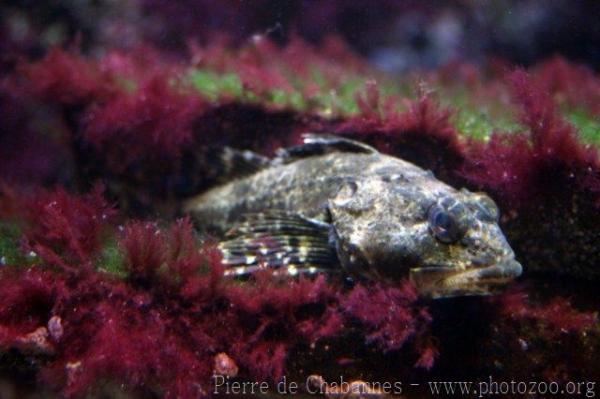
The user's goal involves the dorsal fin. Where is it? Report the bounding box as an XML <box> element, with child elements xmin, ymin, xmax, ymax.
<box><xmin>215</xmin><ymin>147</ymin><xmax>270</xmax><ymax>182</ymax></box>
<box><xmin>275</xmin><ymin>133</ymin><xmax>378</xmax><ymax>164</ymax></box>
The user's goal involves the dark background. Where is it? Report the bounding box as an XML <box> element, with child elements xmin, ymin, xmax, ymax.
<box><xmin>2</xmin><ymin>0</ymin><xmax>600</xmax><ymax>72</ymax></box>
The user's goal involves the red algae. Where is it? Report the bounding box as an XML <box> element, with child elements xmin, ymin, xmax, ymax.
<box><xmin>456</xmin><ymin>68</ymin><xmax>600</xmax><ymax>279</ymax></box>
<box><xmin>335</xmin><ymin>94</ymin><xmax>465</xmax><ymax>186</ymax></box>
<box><xmin>0</xmin><ymin>188</ymin><xmax>432</xmax><ymax>397</ymax></box>
<box><xmin>460</xmin><ymin>133</ymin><xmax>536</xmax><ymax>203</ymax></box>
<box><xmin>482</xmin><ymin>290</ymin><xmax>600</xmax><ymax>382</ymax></box>
<box><xmin>23</xmin><ymin>186</ymin><xmax>115</xmax><ymax>270</ymax></box>
<box><xmin>461</xmin><ymin>69</ymin><xmax>600</xmax><ymax>203</ymax></box>
<box><xmin>121</xmin><ymin>221</ymin><xmax>167</xmax><ymax>281</ymax></box>
<box><xmin>0</xmin><ymin>269</ymin><xmax>60</xmax><ymax>342</ymax></box>
<box><xmin>20</xmin><ymin>49</ymin><xmax>117</xmax><ymax>106</ymax></box>
<box><xmin>338</xmin><ymin>93</ymin><xmax>459</xmax><ymax>150</ymax></box>
<box><xmin>532</xmin><ymin>56</ymin><xmax>600</xmax><ymax>116</ymax></box>
<box><xmin>495</xmin><ymin>291</ymin><xmax>597</xmax><ymax>337</ymax></box>
<box><xmin>83</xmin><ymin>75</ymin><xmax>205</xmax><ymax>172</ymax></box>
<box><xmin>1</xmin><ymin>36</ymin><xmax>600</xmax><ymax>397</ymax></box>
<box><xmin>509</xmin><ymin>69</ymin><xmax>597</xmax><ymax>165</ymax></box>
<box><xmin>340</xmin><ymin>281</ymin><xmax>426</xmax><ymax>353</ymax></box>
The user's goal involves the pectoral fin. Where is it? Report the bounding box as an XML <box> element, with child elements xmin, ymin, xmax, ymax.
<box><xmin>219</xmin><ymin>211</ymin><xmax>338</xmax><ymax>277</ymax></box>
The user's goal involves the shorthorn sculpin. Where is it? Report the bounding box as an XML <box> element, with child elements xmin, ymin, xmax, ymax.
<box><xmin>184</xmin><ymin>134</ymin><xmax>522</xmax><ymax>298</ymax></box>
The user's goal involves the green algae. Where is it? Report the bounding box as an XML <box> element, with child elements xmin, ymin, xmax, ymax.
<box><xmin>0</xmin><ymin>223</ymin><xmax>129</xmax><ymax>276</ymax></box>
<box><xmin>269</xmin><ymin>89</ymin><xmax>306</xmax><ymax>110</ymax></box>
<box><xmin>453</xmin><ymin>108</ymin><xmax>496</xmax><ymax>140</ymax></box>
<box><xmin>439</xmin><ymin>87</ymin><xmax>522</xmax><ymax>141</ymax></box>
<box><xmin>185</xmin><ymin>66</ymin><xmax>600</xmax><ymax>152</ymax></box>
<box><xmin>453</xmin><ymin>108</ymin><xmax>523</xmax><ymax>140</ymax></box>
<box><xmin>97</xmin><ymin>239</ymin><xmax>127</xmax><ymax>277</ymax></box>
<box><xmin>115</xmin><ymin>77</ymin><xmax>137</xmax><ymax>93</ymax></box>
<box><xmin>189</xmin><ymin>70</ymin><xmax>244</xmax><ymax>101</ymax></box>
<box><xmin>0</xmin><ymin>224</ymin><xmax>39</xmax><ymax>268</ymax></box>
<box><xmin>186</xmin><ymin>67</ymin><xmax>396</xmax><ymax>116</ymax></box>
<box><xmin>567</xmin><ymin>109</ymin><xmax>600</xmax><ymax>146</ymax></box>
<box><xmin>307</xmin><ymin>69</ymin><xmax>364</xmax><ymax>115</ymax></box>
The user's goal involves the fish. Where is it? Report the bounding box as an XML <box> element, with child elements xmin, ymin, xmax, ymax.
<box><xmin>184</xmin><ymin>134</ymin><xmax>522</xmax><ymax>298</ymax></box>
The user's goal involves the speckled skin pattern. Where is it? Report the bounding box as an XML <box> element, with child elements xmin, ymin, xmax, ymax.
<box><xmin>185</xmin><ymin>138</ymin><xmax>522</xmax><ymax>297</ymax></box>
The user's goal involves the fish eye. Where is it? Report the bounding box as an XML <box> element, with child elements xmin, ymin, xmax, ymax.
<box><xmin>473</xmin><ymin>194</ymin><xmax>500</xmax><ymax>222</ymax></box>
<box><xmin>428</xmin><ymin>205</ymin><xmax>465</xmax><ymax>244</ymax></box>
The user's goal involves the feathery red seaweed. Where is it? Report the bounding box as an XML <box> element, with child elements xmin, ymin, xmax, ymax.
<box><xmin>1</xmin><ymin>35</ymin><xmax>600</xmax><ymax>397</ymax></box>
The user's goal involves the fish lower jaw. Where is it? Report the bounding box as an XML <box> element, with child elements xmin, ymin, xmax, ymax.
<box><xmin>409</xmin><ymin>259</ymin><xmax>522</xmax><ymax>299</ymax></box>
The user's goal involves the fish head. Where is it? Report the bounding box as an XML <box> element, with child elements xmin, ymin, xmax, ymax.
<box><xmin>328</xmin><ymin>177</ymin><xmax>522</xmax><ymax>298</ymax></box>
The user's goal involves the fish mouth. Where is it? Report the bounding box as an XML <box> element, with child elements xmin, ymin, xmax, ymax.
<box><xmin>409</xmin><ymin>258</ymin><xmax>522</xmax><ymax>299</ymax></box>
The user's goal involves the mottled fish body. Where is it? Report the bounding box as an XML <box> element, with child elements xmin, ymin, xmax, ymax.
<box><xmin>184</xmin><ymin>134</ymin><xmax>522</xmax><ymax>298</ymax></box>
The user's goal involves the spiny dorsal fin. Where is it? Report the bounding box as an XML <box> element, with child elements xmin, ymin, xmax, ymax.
<box><xmin>275</xmin><ymin>133</ymin><xmax>378</xmax><ymax>164</ymax></box>
<box><xmin>215</xmin><ymin>147</ymin><xmax>270</xmax><ymax>182</ymax></box>
<box><xmin>219</xmin><ymin>211</ymin><xmax>338</xmax><ymax>277</ymax></box>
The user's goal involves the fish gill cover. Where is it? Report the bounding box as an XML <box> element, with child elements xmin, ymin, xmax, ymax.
<box><xmin>1</xmin><ymin>2</ymin><xmax>600</xmax><ymax>398</ymax></box>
